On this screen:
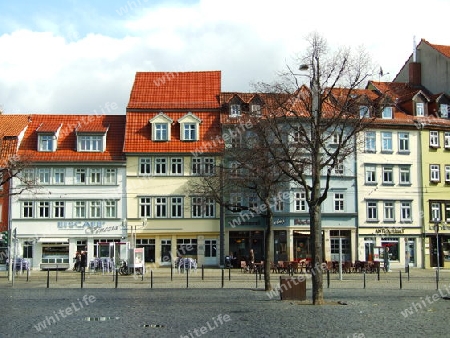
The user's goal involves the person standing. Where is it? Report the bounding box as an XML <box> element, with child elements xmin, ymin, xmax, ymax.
<box><xmin>384</xmin><ymin>247</ymin><xmax>390</xmax><ymax>272</ymax></box>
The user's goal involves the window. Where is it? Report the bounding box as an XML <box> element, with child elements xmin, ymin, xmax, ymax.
<box><xmin>445</xmin><ymin>132</ymin><xmax>450</xmax><ymax>149</ymax></box>
<box><xmin>177</xmin><ymin>239</ymin><xmax>198</xmax><ymax>256</ymax></box>
<box><xmin>382</xmin><ymin>107</ymin><xmax>393</xmax><ymax>119</ymax></box>
<box><xmin>90</xmin><ymin>168</ymin><xmax>102</xmax><ymax>184</ymax></box>
<box><xmin>38</xmin><ymin>201</ymin><xmax>50</xmax><ymax>218</ymax></box>
<box><xmin>367</xmin><ymin>201</ymin><xmax>378</xmax><ymax>221</ymax></box>
<box><xmin>294</xmin><ymin>192</ymin><xmax>306</xmax><ymax>211</ymax></box>
<box><xmin>382</xmin><ymin>166</ymin><xmax>393</xmax><ymax>184</ymax></box>
<box><xmin>398</xmin><ymin>132</ymin><xmax>409</xmax><ymax>152</ymax></box>
<box><xmin>365</xmin><ymin>165</ymin><xmax>376</xmax><ymax>184</ymax></box>
<box><xmin>230</xmin><ymin>193</ymin><xmax>243</xmax><ymax>212</ymax></box>
<box><xmin>104</xmin><ymin>169</ymin><xmax>117</xmax><ymax>184</ymax></box>
<box><xmin>331</xmin><ymin>132</ymin><xmax>341</xmax><ymax>145</ymax></box>
<box><xmin>230</xmin><ymin>133</ymin><xmax>241</xmax><ymax>148</ymax></box>
<box><xmin>54</xmin><ymin>201</ymin><xmax>65</xmax><ymax>218</ymax></box>
<box><xmin>431</xmin><ymin>202</ymin><xmax>441</xmax><ymax>221</ymax></box>
<box><xmin>154</xmin><ymin>123</ymin><xmax>168</xmax><ymax>141</ymax></box>
<box><xmin>155</xmin><ymin>197</ymin><xmax>167</xmax><ymax>218</ymax></box>
<box><xmin>251</xmin><ymin>104</ymin><xmax>261</xmax><ymax>115</ymax></box>
<box><xmin>365</xmin><ymin>132</ymin><xmax>376</xmax><ymax>152</ymax></box>
<box><xmin>37</xmin><ymin>168</ymin><xmax>50</xmax><ymax>184</ymax></box>
<box><xmin>275</xmin><ymin>198</ymin><xmax>284</xmax><ymax>212</ymax></box>
<box><xmin>155</xmin><ymin>158</ymin><xmax>167</xmax><ymax>175</ymax></box>
<box><xmin>140</xmin><ymin>198</ymin><xmax>151</xmax><ymax>218</ymax></box>
<box><xmin>78</xmin><ymin>135</ymin><xmax>102</xmax><ymax>151</ymax></box>
<box><xmin>191</xmin><ymin>157</ymin><xmax>214</xmax><ymax>175</ymax></box>
<box><xmin>292</xmin><ymin>127</ymin><xmax>301</xmax><ymax>144</ymax></box>
<box><xmin>54</xmin><ymin>169</ymin><xmax>65</xmax><ymax>184</ymax></box>
<box><xmin>400</xmin><ymin>202</ymin><xmax>412</xmax><ymax>222</ymax></box>
<box><xmin>334</xmin><ymin>193</ymin><xmax>344</xmax><ymax>212</ymax></box>
<box><xmin>359</xmin><ymin>105</ymin><xmax>369</xmax><ymax>118</ymax></box>
<box><xmin>23</xmin><ymin>201</ymin><xmax>34</xmax><ymax>218</ymax></box>
<box><xmin>248</xmin><ymin>194</ymin><xmax>258</xmax><ymax>211</ymax></box>
<box><xmin>416</xmin><ymin>102</ymin><xmax>424</xmax><ymax>116</ymax></box>
<box><xmin>38</xmin><ymin>134</ymin><xmax>55</xmax><ymax>151</ymax></box>
<box><xmin>75</xmin><ymin>201</ymin><xmax>86</xmax><ymax>218</ymax></box>
<box><xmin>183</xmin><ymin>124</ymin><xmax>196</xmax><ymax>141</ymax></box>
<box><xmin>170</xmin><ymin>158</ymin><xmax>183</xmax><ymax>175</ymax></box>
<box><xmin>383</xmin><ymin>201</ymin><xmax>394</xmax><ymax>221</ymax></box>
<box><xmin>381</xmin><ymin>132</ymin><xmax>392</xmax><ymax>152</ymax></box>
<box><xmin>334</xmin><ymin>160</ymin><xmax>344</xmax><ymax>175</ymax></box>
<box><xmin>90</xmin><ymin>201</ymin><xmax>101</xmax><ymax>218</ymax></box>
<box><xmin>171</xmin><ymin>197</ymin><xmax>183</xmax><ymax>218</ymax></box>
<box><xmin>446</xmin><ymin>204</ymin><xmax>450</xmax><ymax>222</ymax></box>
<box><xmin>192</xmin><ymin>197</ymin><xmax>215</xmax><ymax>218</ymax></box>
<box><xmin>430</xmin><ymin>131</ymin><xmax>439</xmax><ymax>148</ymax></box>
<box><xmin>75</xmin><ymin>168</ymin><xmax>86</xmax><ymax>184</ymax></box>
<box><xmin>441</xmin><ymin>104</ymin><xmax>449</xmax><ymax>118</ymax></box>
<box><xmin>230</xmin><ymin>104</ymin><xmax>241</xmax><ymax>117</ymax></box>
<box><xmin>446</xmin><ymin>165</ymin><xmax>450</xmax><ymax>183</ymax></box>
<box><xmin>430</xmin><ymin>164</ymin><xmax>440</xmax><ymax>182</ymax></box>
<box><xmin>105</xmin><ymin>200</ymin><xmax>116</xmax><ymax>218</ymax></box>
<box><xmin>22</xmin><ymin>168</ymin><xmax>35</xmax><ymax>184</ymax></box>
<box><xmin>399</xmin><ymin>167</ymin><xmax>411</xmax><ymax>185</ymax></box>
<box><xmin>139</xmin><ymin>158</ymin><xmax>151</xmax><ymax>175</ymax></box>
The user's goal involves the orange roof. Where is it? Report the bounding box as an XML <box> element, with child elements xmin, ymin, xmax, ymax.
<box><xmin>36</xmin><ymin>122</ymin><xmax>62</xmax><ymax>133</ymax></box>
<box><xmin>18</xmin><ymin>114</ymin><xmax>126</xmax><ymax>162</ymax></box>
<box><xmin>0</xmin><ymin>114</ymin><xmax>30</xmax><ymax>137</ymax></box>
<box><xmin>127</xmin><ymin>71</ymin><xmax>221</xmax><ymax>110</ymax></box>
<box><xmin>124</xmin><ymin>111</ymin><xmax>222</xmax><ymax>153</ymax></box>
<box><xmin>422</xmin><ymin>39</ymin><xmax>450</xmax><ymax>59</ymax></box>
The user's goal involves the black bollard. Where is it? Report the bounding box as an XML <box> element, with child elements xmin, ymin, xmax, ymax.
<box><xmin>202</xmin><ymin>265</ymin><xmax>204</xmax><ymax>280</ymax></box>
<box><xmin>436</xmin><ymin>269</ymin><xmax>439</xmax><ymax>290</ymax></box>
<box><xmin>399</xmin><ymin>271</ymin><xmax>402</xmax><ymax>289</ymax></box>
<box><xmin>115</xmin><ymin>268</ymin><xmax>118</xmax><ymax>289</ymax></box>
<box><xmin>26</xmin><ymin>268</ymin><xmax>29</xmax><ymax>282</ymax></box>
<box><xmin>56</xmin><ymin>265</ymin><xmax>58</xmax><ymax>282</ymax></box>
<box><xmin>186</xmin><ymin>267</ymin><xmax>189</xmax><ymax>289</ymax></box>
<box><xmin>221</xmin><ymin>269</ymin><xmax>224</xmax><ymax>288</ymax></box>
<box><xmin>47</xmin><ymin>269</ymin><xmax>50</xmax><ymax>288</ymax></box>
<box><xmin>377</xmin><ymin>265</ymin><xmax>380</xmax><ymax>281</ymax></box>
<box><xmin>407</xmin><ymin>267</ymin><xmax>410</xmax><ymax>281</ymax></box>
<box><xmin>150</xmin><ymin>270</ymin><xmax>153</xmax><ymax>289</ymax></box>
<box><xmin>255</xmin><ymin>269</ymin><xmax>258</xmax><ymax>289</ymax></box>
<box><xmin>363</xmin><ymin>272</ymin><xmax>366</xmax><ymax>289</ymax></box>
<box><xmin>80</xmin><ymin>268</ymin><xmax>83</xmax><ymax>289</ymax></box>
<box><xmin>327</xmin><ymin>269</ymin><xmax>330</xmax><ymax>289</ymax></box>
<box><xmin>171</xmin><ymin>266</ymin><xmax>173</xmax><ymax>281</ymax></box>
<box><xmin>229</xmin><ymin>266</ymin><xmax>231</xmax><ymax>281</ymax></box>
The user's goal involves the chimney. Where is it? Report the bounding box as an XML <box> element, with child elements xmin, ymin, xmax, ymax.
<box><xmin>409</xmin><ymin>62</ymin><xmax>421</xmax><ymax>87</ymax></box>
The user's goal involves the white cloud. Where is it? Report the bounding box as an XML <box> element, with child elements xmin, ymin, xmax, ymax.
<box><xmin>0</xmin><ymin>0</ymin><xmax>449</xmax><ymax>114</ymax></box>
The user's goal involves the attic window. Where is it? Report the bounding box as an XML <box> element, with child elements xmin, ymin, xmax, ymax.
<box><xmin>382</xmin><ymin>107</ymin><xmax>393</xmax><ymax>119</ymax></box>
<box><xmin>38</xmin><ymin>134</ymin><xmax>55</xmax><ymax>152</ymax></box>
<box><xmin>178</xmin><ymin>112</ymin><xmax>201</xmax><ymax>141</ymax></box>
<box><xmin>416</xmin><ymin>102</ymin><xmax>424</xmax><ymax>116</ymax></box>
<box><xmin>78</xmin><ymin>134</ymin><xmax>104</xmax><ymax>152</ymax></box>
<box><xmin>359</xmin><ymin>106</ymin><xmax>369</xmax><ymax>118</ymax></box>
<box><xmin>250</xmin><ymin>104</ymin><xmax>261</xmax><ymax>115</ymax></box>
<box><xmin>149</xmin><ymin>112</ymin><xmax>173</xmax><ymax>142</ymax></box>
<box><xmin>440</xmin><ymin>104</ymin><xmax>448</xmax><ymax>118</ymax></box>
<box><xmin>230</xmin><ymin>104</ymin><xmax>241</xmax><ymax>117</ymax></box>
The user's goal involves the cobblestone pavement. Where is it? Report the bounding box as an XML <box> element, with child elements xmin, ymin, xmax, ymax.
<box><xmin>1</xmin><ymin>268</ymin><xmax>450</xmax><ymax>337</ymax></box>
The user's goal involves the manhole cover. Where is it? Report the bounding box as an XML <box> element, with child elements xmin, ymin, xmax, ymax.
<box><xmin>142</xmin><ymin>324</ymin><xmax>165</xmax><ymax>328</ymax></box>
<box><xmin>84</xmin><ymin>317</ymin><xmax>120</xmax><ymax>321</ymax></box>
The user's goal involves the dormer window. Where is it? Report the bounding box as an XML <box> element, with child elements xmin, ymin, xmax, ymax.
<box><xmin>440</xmin><ymin>104</ymin><xmax>448</xmax><ymax>118</ymax></box>
<box><xmin>38</xmin><ymin>134</ymin><xmax>55</xmax><ymax>151</ymax></box>
<box><xmin>150</xmin><ymin>112</ymin><xmax>173</xmax><ymax>141</ymax></box>
<box><xmin>382</xmin><ymin>107</ymin><xmax>393</xmax><ymax>119</ymax></box>
<box><xmin>251</xmin><ymin>104</ymin><xmax>261</xmax><ymax>115</ymax></box>
<box><xmin>78</xmin><ymin>135</ymin><xmax>104</xmax><ymax>151</ymax></box>
<box><xmin>178</xmin><ymin>112</ymin><xmax>201</xmax><ymax>141</ymax></box>
<box><xmin>360</xmin><ymin>106</ymin><xmax>369</xmax><ymax>118</ymax></box>
<box><xmin>230</xmin><ymin>104</ymin><xmax>241</xmax><ymax>117</ymax></box>
<box><xmin>416</xmin><ymin>102</ymin><xmax>425</xmax><ymax>116</ymax></box>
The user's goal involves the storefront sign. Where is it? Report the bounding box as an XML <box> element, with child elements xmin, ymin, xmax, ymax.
<box><xmin>294</xmin><ymin>219</ymin><xmax>310</xmax><ymax>225</ymax></box>
<box><xmin>374</xmin><ymin>227</ymin><xmax>405</xmax><ymax>235</ymax></box>
<box><xmin>57</xmin><ymin>221</ymin><xmax>106</xmax><ymax>229</ymax></box>
<box><xmin>273</xmin><ymin>219</ymin><xmax>285</xmax><ymax>225</ymax></box>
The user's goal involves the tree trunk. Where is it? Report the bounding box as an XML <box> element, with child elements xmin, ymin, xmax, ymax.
<box><xmin>310</xmin><ymin>202</ymin><xmax>324</xmax><ymax>305</ymax></box>
<box><xmin>264</xmin><ymin>209</ymin><xmax>273</xmax><ymax>291</ymax></box>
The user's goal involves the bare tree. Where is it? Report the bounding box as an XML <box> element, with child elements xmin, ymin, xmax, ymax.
<box><xmin>254</xmin><ymin>32</ymin><xmax>382</xmax><ymax>304</ymax></box>
<box><xmin>0</xmin><ymin>153</ymin><xmax>38</xmax><ymax>196</ymax></box>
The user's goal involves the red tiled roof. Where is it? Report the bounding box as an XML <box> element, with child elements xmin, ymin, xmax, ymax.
<box><xmin>422</xmin><ymin>39</ymin><xmax>450</xmax><ymax>59</ymax></box>
<box><xmin>127</xmin><ymin>71</ymin><xmax>221</xmax><ymax>109</ymax></box>
<box><xmin>18</xmin><ymin>115</ymin><xmax>126</xmax><ymax>162</ymax></box>
<box><xmin>0</xmin><ymin>114</ymin><xmax>30</xmax><ymax>137</ymax></box>
<box><xmin>36</xmin><ymin>122</ymin><xmax>62</xmax><ymax>133</ymax></box>
<box><xmin>124</xmin><ymin>111</ymin><xmax>222</xmax><ymax>153</ymax></box>
<box><xmin>76</xmin><ymin>122</ymin><xmax>109</xmax><ymax>133</ymax></box>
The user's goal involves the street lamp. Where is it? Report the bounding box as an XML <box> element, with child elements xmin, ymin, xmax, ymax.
<box><xmin>433</xmin><ymin>218</ymin><xmax>440</xmax><ymax>282</ymax></box>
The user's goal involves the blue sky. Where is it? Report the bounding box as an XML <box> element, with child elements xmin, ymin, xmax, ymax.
<box><xmin>0</xmin><ymin>0</ymin><xmax>448</xmax><ymax>114</ymax></box>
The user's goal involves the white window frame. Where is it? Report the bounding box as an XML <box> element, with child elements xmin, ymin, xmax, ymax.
<box><xmin>430</xmin><ymin>164</ymin><xmax>440</xmax><ymax>182</ymax></box>
<box><xmin>155</xmin><ymin>197</ymin><xmax>167</xmax><ymax>218</ymax></box>
<box><xmin>382</xmin><ymin>166</ymin><xmax>394</xmax><ymax>184</ymax></box>
<box><xmin>183</xmin><ymin>123</ymin><xmax>197</xmax><ymax>141</ymax></box>
<box><xmin>140</xmin><ymin>197</ymin><xmax>151</xmax><ymax>218</ymax></box>
<box><xmin>294</xmin><ymin>192</ymin><xmax>306</xmax><ymax>211</ymax></box>
<box><xmin>398</xmin><ymin>132</ymin><xmax>409</xmax><ymax>152</ymax></box>
<box><xmin>139</xmin><ymin>158</ymin><xmax>151</xmax><ymax>175</ymax></box>
<box><xmin>251</xmin><ymin>104</ymin><xmax>261</xmax><ymax>115</ymax></box>
<box><xmin>334</xmin><ymin>160</ymin><xmax>344</xmax><ymax>175</ymax></box>
<box><xmin>53</xmin><ymin>168</ymin><xmax>65</xmax><ymax>184</ymax></box>
<box><xmin>192</xmin><ymin>157</ymin><xmax>214</xmax><ymax>175</ymax></box>
<box><xmin>381</xmin><ymin>132</ymin><xmax>393</xmax><ymax>152</ymax></box>
<box><xmin>399</xmin><ymin>166</ymin><xmax>411</xmax><ymax>185</ymax></box>
<box><xmin>383</xmin><ymin>201</ymin><xmax>395</xmax><ymax>222</ymax></box>
<box><xmin>430</xmin><ymin>131</ymin><xmax>439</xmax><ymax>148</ymax></box>
<box><xmin>154</xmin><ymin>158</ymin><xmax>167</xmax><ymax>175</ymax></box>
<box><xmin>445</xmin><ymin>165</ymin><xmax>450</xmax><ymax>183</ymax></box>
<box><xmin>171</xmin><ymin>197</ymin><xmax>183</xmax><ymax>218</ymax></box>
<box><xmin>78</xmin><ymin>135</ymin><xmax>103</xmax><ymax>152</ymax></box>
<box><xmin>431</xmin><ymin>202</ymin><xmax>441</xmax><ymax>222</ymax></box>
<box><xmin>382</xmin><ymin>107</ymin><xmax>393</xmax><ymax>119</ymax></box>
<box><xmin>75</xmin><ymin>168</ymin><xmax>86</xmax><ymax>184</ymax></box>
<box><xmin>400</xmin><ymin>201</ymin><xmax>412</xmax><ymax>222</ymax></box>
<box><xmin>74</xmin><ymin>201</ymin><xmax>86</xmax><ymax>218</ymax></box>
<box><xmin>154</xmin><ymin>123</ymin><xmax>168</xmax><ymax>141</ymax></box>
<box><xmin>441</xmin><ymin>104</ymin><xmax>449</xmax><ymax>118</ymax></box>
<box><xmin>37</xmin><ymin>168</ymin><xmax>50</xmax><ymax>184</ymax></box>
<box><xmin>444</xmin><ymin>132</ymin><xmax>450</xmax><ymax>149</ymax></box>
<box><xmin>23</xmin><ymin>201</ymin><xmax>34</xmax><ymax>218</ymax></box>
<box><xmin>230</xmin><ymin>104</ymin><xmax>241</xmax><ymax>117</ymax></box>
<box><xmin>53</xmin><ymin>201</ymin><xmax>65</xmax><ymax>218</ymax></box>
<box><xmin>416</xmin><ymin>102</ymin><xmax>424</xmax><ymax>116</ymax></box>
<box><xmin>230</xmin><ymin>193</ymin><xmax>243</xmax><ymax>212</ymax></box>
<box><xmin>38</xmin><ymin>134</ymin><xmax>55</xmax><ymax>152</ymax></box>
<box><xmin>104</xmin><ymin>169</ymin><xmax>117</xmax><ymax>184</ymax></box>
<box><xmin>192</xmin><ymin>197</ymin><xmax>215</xmax><ymax>218</ymax></box>
<box><xmin>170</xmin><ymin>158</ymin><xmax>183</xmax><ymax>175</ymax></box>
<box><xmin>334</xmin><ymin>193</ymin><xmax>344</xmax><ymax>212</ymax></box>
<box><xmin>105</xmin><ymin>200</ymin><xmax>116</xmax><ymax>218</ymax></box>
<box><xmin>365</xmin><ymin>165</ymin><xmax>377</xmax><ymax>184</ymax></box>
<box><xmin>90</xmin><ymin>168</ymin><xmax>102</xmax><ymax>185</ymax></box>
<box><xmin>367</xmin><ymin>201</ymin><xmax>378</xmax><ymax>221</ymax></box>
<box><xmin>90</xmin><ymin>201</ymin><xmax>101</xmax><ymax>218</ymax></box>
<box><xmin>365</xmin><ymin>131</ymin><xmax>376</xmax><ymax>152</ymax></box>
<box><xmin>360</xmin><ymin>105</ymin><xmax>369</xmax><ymax>118</ymax></box>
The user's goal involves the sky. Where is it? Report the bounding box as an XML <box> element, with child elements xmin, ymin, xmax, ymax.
<box><xmin>0</xmin><ymin>0</ymin><xmax>448</xmax><ymax>115</ymax></box>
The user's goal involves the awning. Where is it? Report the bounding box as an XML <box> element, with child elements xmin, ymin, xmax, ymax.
<box><xmin>38</xmin><ymin>238</ymin><xmax>69</xmax><ymax>243</ymax></box>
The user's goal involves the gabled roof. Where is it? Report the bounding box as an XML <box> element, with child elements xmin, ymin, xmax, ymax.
<box><xmin>0</xmin><ymin>115</ymin><xmax>30</xmax><ymax>167</ymax></box>
<box><xmin>18</xmin><ymin>115</ymin><xmax>126</xmax><ymax>162</ymax></box>
<box><xmin>127</xmin><ymin>71</ymin><xmax>221</xmax><ymax>110</ymax></box>
<box><xmin>36</xmin><ymin>122</ymin><xmax>62</xmax><ymax>133</ymax></box>
<box><xmin>422</xmin><ymin>39</ymin><xmax>450</xmax><ymax>59</ymax></box>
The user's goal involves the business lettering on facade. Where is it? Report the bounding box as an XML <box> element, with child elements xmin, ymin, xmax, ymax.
<box><xmin>374</xmin><ymin>227</ymin><xmax>405</xmax><ymax>235</ymax></box>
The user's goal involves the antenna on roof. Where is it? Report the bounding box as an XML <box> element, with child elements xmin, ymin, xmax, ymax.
<box><xmin>413</xmin><ymin>35</ymin><xmax>417</xmax><ymax>62</ymax></box>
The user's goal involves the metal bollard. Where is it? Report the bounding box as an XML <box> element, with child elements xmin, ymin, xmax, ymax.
<box><xmin>56</xmin><ymin>265</ymin><xmax>58</xmax><ymax>282</ymax></box>
<box><xmin>399</xmin><ymin>271</ymin><xmax>402</xmax><ymax>289</ymax></box>
<box><xmin>255</xmin><ymin>269</ymin><xmax>258</xmax><ymax>289</ymax></box>
<box><xmin>81</xmin><ymin>268</ymin><xmax>83</xmax><ymax>289</ymax></box>
<box><xmin>377</xmin><ymin>265</ymin><xmax>380</xmax><ymax>281</ymax></box>
<box><xmin>115</xmin><ymin>268</ymin><xmax>118</xmax><ymax>289</ymax></box>
<box><xmin>229</xmin><ymin>267</ymin><xmax>231</xmax><ymax>281</ymax></box>
<box><xmin>27</xmin><ymin>268</ymin><xmax>29</xmax><ymax>282</ymax></box>
<box><xmin>221</xmin><ymin>269</ymin><xmax>224</xmax><ymax>288</ymax></box>
<box><xmin>202</xmin><ymin>265</ymin><xmax>204</xmax><ymax>280</ymax></box>
<box><xmin>327</xmin><ymin>269</ymin><xmax>330</xmax><ymax>288</ymax></box>
<box><xmin>363</xmin><ymin>272</ymin><xmax>366</xmax><ymax>289</ymax></box>
<box><xmin>47</xmin><ymin>269</ymin><xmax>50</xmax><ymax>288</ymax></box>
<box><xmin>436</xmin><ymin>269</ymin><xmax>439</xmax><ymax>290</ymax></box>
<box><xmin>150</xmin><ymin>270</ymin><xmax>153</xmax><ymax>289</ymax></box>
<box><xmin>171</xmin><ymin>266</ymin><xmax>173</xmax><ymax>281</ymax></box>
<box><xmin>186</xmin><ymin>267</ymin><xmax>189</xmax><ymax>289</ymax></box>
